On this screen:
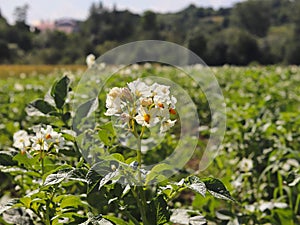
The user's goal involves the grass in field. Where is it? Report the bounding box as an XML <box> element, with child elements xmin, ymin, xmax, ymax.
<box><xmin>0</xmin><ymin>65</ymin><xmax>86</xmax><ymax>78</ymax></box>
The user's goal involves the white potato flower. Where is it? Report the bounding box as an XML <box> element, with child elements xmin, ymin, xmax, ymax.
<box><xmin>127</xmin><ymin>79</ymin><xmax>152</xmax><ymax>98</ymax></box>
<box><xmin>86</xmin><ymin>54</ymin><xmax>95</xmax><ymax>68</ymax></box>
<box><xmin>151</xmin><ymin>83</ymin><xmax>170</xmax><ymax>97</ymax></box>
<box><xmin>160</xmin><ymin>119</ymin><xmax>177</xmax><ymax>133</ymax></box>
<box><xmin>31</xmin><ymin>125</ymin><xmax>65</xmax><ymax>151</ymax></box>
<box><xmin>239</xmin><ymin>158</ymin><xmax>253</xmax><ymax>172</ymax></box>
<box><xmin>105</xmin><ymin>87</ymin><xmax>123</xmax><ymax>116</ymax></box>
<box><xmin>105</xmin><ymin>79</ymin><xmax>177</xmax><ymax>133</ymax></box>
<box><xmin>135</xmin><ymin>106</ymin><xmax>159</xmax><ymax>128</ymax></box>
<box><xmin>13</xmin><ymin>130</ymin><xmax>31</xmax><ymax>151</ymax></box>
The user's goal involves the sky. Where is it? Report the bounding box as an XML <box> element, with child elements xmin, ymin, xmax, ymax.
<box><xmin>0</xmin><ymin>0</ymin><xmax>243</xmax><ymax>25</ymax></box>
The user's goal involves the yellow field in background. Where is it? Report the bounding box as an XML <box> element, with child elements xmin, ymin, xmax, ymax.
<box><xmin>0</xmin><ymin>65</ymin><xmax>86</xmax><ymax>78</ymax></box>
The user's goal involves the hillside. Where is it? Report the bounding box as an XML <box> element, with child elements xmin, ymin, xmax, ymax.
<box><xmin>0</xmin><ymin>0</ymin><xmax>299</xmax><ymax>65</ymax></box>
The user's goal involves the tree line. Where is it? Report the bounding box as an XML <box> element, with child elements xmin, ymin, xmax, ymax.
<box><xmin>0</xmin><ymin>0</ymin><xmax>300</xmax><ymax>65</ymax></box>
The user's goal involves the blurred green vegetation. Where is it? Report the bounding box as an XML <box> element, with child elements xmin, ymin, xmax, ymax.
<box><xmin>1</xmin><ymin>0</ymin><xmax>300</xmax><ymax>65</ymax></box>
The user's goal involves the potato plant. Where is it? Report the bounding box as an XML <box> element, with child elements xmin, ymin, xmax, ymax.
<box><xmin>0</xmin><ymin>67</ymin><xmax>233</xmax><ymax>225</ymax></box>
<box><xmin>0</xmin><ymin>65</ymin><xmax>299</xmax><ymax>224</ymax></box>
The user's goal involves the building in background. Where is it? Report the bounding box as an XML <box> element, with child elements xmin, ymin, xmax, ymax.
<box><xmin>33</xmin><ymin>18</ymin><xmax>79</xmax><ymax>34</ymax></box>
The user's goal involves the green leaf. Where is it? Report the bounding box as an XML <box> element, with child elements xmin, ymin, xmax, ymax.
<box><xmin>62</xmin><ymin>130</ymin><xmax>76</xmax><ymax>141</ymax></box>
<box><xmin>29</xmin><ymin>99</ymin><xmax>56</xmax><ymax>114</ymax></box>
<box><xmin>51</xmin><ymin>212</ymin><xmax>87</xmax><ymax>225</ymax></box>
<box><xmin>13</xmin><ymin>153</ymin><xmax>39</xmax><ymax>170</ymax></box>
<box><xmin>201</xmin><ymin>177</ymin><xmax>234</xmax><ymax>201</ymax></box>
<box><xmin>103</xmin><ymin>215</ymin><xmax>129</xmax><ymax>225</ymax></box>
<box><xmin>146</xmin><ymin>163</ymin><xmax>174</xmax><ymax>185</ymax></box>
<box><xmin>73</xmin><ymin>98</ymin><xmax>99</xmax><ymax>131</ymax></box>
<box><xmin>0</xmin><ymin>166</ymin><xmax>26</xmax><ymax>174</ymax></box>
<box><xmin>43</xmin><ymin>168</ymin><xmax>73</xmax><ymax>186</ymax></box>
<box><xmin>0</xmin><ymin>151</ymin><xmax>17</xmax><ymax>166</ymax></box>
<box><xmin>42</xmin><ymin>165</ymin><xmax>72</xmax><ymax>180</ymax></box>
<box><xmin>80</xmin><ymin>213</ymin><xmax>114</xmax><ymax>225</ymax></box>
<box><xmin>62</xmin><ymin>112</ymin><xmax>71</xmax><ymax>122</ymax></box>
<box><xmin>109</xmin><ymin>153</ymin><xmax>125</xmax><ymax>162</ymax></box>
<box><xmin>86</xmin><ymin>168</ymin><xmax>102</xmax><ymax>193</ymax></box>
<box><xmin>20</xmin><ymin>197</ymin><xmax>31</xmax><ymax>208</ymax></box>
<box><xmin>98</xmin><ymin>122</ymin><xmax>115</xmax><ymax>146</ymax></box>
<box><xmin>0</xmin><ymin>198</ymin><xmax>19</xmax><ymax>215</ymax></box>
<box><xmin>51</xmin><ymin>75</ymin><xmax>70</xmax><ymax>109</ymax></box>
<box><xmin>69</xmin><ymin>168</ymin><xmax>88</xmax><ymax>183</ymax></box>
<box><xmin>274</xmin><ymin>208</ymin><xmax>294</xmax><ymax>225</ymax></box>
<box><xmin>170</xmin><ymin>209</ymin><xmax>206</xmax><ymax>225</ymax></box>
<box><xmin>99</xmin><ymin>170</ymin><xmax>120</xmax><ymax>190</ymax></box>
<box><xmin>149</xmin><ymin>195</ymin><xmax>170</xmax><ymax>225</ymax></box>
<box><xmin>185</xmin><ymin>176</ymin><xmax>206</xmax><ymax>197</ymax></box>
<box><xmin>43</xmin><ymin>167</ymin><xmax>87</xmax><ymax>186</ymax></box>
<box><xmin>286</xmin><ymin>171</ymin><xmax>300</xmax><ymax>186</ymax></box>
<box><xmin>97</xmin><ymin>218</ymin><xmax>114</xmax><ymax>225</ymax></box>
<box><xmin>60</xmin><ymin>195</ymin><xmax>83</xmax><ymax>209</ymax></box>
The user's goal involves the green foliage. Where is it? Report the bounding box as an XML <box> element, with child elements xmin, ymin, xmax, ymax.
<box><xmin>205</xmin><ymin>28</ymin><xmax>259</xmax><ymax>65</ymax></box>
<box><xmin>97</xmin><ymin>122</ymin><xmax>116</xmax><ymax>146</ymax></box>
<box><xmin>0</xmin><ymin>68</ymin><xmax>233</xmax><ymax>225</ymax></box>
<box><xmin>29</xmin><ymin>99</ymin><xmax>57</xmax><ymax>114</ymax></box>
<box><xmin>0</xmin><ymin>39</ymin><xmax>10</xmax><ymax>63</ymax></box>
<box><xmin>73</xmin><ymin>98</ymin><xmax>99</xmax><ymax>131</ymax></box>
<box><xmin>230</xmin><ymin>0</ymin><xmax>272</xmax><ymax>37</ymax></box>
<box><xmin>1</xmin><ymin>65</ymin><xmax>300</xmax><ymax>224</ymax></box>
<box><xmin>1</xmin><ymin>0</ymin><xmax>300</xmax><ymax>65</ymax></box>
<box><xmin>51</xmin><ymin>75</ymin><xmax>71</xmax><ymax>109</ymax></box>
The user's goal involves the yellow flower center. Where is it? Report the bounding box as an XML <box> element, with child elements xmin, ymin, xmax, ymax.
<box><xmin>37</xmin><ymin>138</ymin><xmax>44</xmax><ymax>145</ymax></box>
<box><xmin>169</xmin><ymin>108</ymin><xmax>176</xmax><ymax>115</ymax></box>
<box><xmin>158</xmin><ymin>103</ymin><xmax>164</xmax><ymax>108</ymax></box>
<box><xmin>143</xmin><ymin>114</ymin><xmax>150</xmax><ymax>123</ymax></box>
<box><xmin>45</xmin><ymin>133</ymin><xmax>52</xmax><ymax>139</ymax></box>
<box><xmin>135</xmin><ymin>90</ymin><xmax>142</xmax><ymax>97</ymax></box>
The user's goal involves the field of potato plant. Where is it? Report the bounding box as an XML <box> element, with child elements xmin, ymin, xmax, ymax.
<box><xmin>0</xmin><ymin>64</ymin><xmax>299</xmax><ymax>225</ymax></box>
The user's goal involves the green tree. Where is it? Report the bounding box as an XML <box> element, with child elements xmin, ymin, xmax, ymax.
<box><xmin>270</xmin><ymin>0</ymin><xmax>293</xmax><ymax>25</ymax></box>
<box><xmin>13</xmin><ymin>4</ymin><xmax>29</xmax><ymax>24</ymax></box>
<box><xmin>0</xmin><ymin>39</ymin><xmax>10</xmax><ymax>62</ymax></box>
<box><xmin>260</xmin><ymin>25</ymin><xmax>292</xmax><ymax>64</ymax></box>
<box><xmin>142</xmin><ymin>11</ymin><xmax>157</xmax><ymax>30</ymax></box>
<box><xmin>285</xmin><ymin>1</ymin><xmax>300</xmax><ymax>64</ymax></box>
<box><xmin>205</xmin><ymin>28</ymin><xmax>260</xmax><ymax>65</ymax></box>
<box><xmin>187</xmin><ymin>32</ymin><xmax>207</xmax><ymax>60</ymax></box>
<box><xmin>230</xmin><ymin>0</ymin><xmax>271</xmax><ymax>37</ymax></box>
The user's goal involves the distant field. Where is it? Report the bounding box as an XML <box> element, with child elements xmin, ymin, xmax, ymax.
<box><xmin>0</xmin><ymin>65</ymin><xmax>86</xmax><ymax>78</ymax></box>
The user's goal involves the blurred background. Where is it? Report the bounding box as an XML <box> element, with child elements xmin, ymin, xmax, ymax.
<box><xmin>0</xmin><ymin>0</ymin><xmax>299</xmax><ymax>65</ymax></box>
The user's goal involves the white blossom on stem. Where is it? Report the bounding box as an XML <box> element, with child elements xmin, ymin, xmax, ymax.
<box><xmin>13</xmin><ymin>130</ymin><xmax>31</xmax><ymax>152</ymax></box>
<box><xmin>105</xmin><ymin>79</ymin><xmax>177</xmax><ymax>133</ymax></box>
<box><xmin>127</xmin><ymin>79</ymin><xmax>152</xmax><ymax>98</ymax></box>
<box><xmin>135</xmin><ymin>106</ymin><xmax>159</xmax><ymax>128</ymax></box>
<box><xmin>31</xmin><ymin>125</ymin><xmax>65</xmax><ymax>151</ymax></box>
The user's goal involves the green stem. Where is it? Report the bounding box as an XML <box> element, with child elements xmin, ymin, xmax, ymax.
<box><xmin>294</xmin><ymin>194</ymin><xmax>300</xmax><ymax>214</ymax></box>
<box><xmin>135</xmin><ymin>135</ymin><xmax>150</xmax><ymax>225</ymax></box>
<box><xmin>167</xmin><ymin>186</ymin><xmax>188</xmax><ymax>203</ymax></box>
<box><xmin>137</xmin><ymin>136</ymin><xmax>142</xmax><ymax>183</ymax></box>
<box><xmin>44</xmin><ymin>205</ymin><xmax>51</xmax><ymax>225</ymax></box>
<box><xmin>138</xmin><ymin>186</ymin><xmax>149</xmax><ymax>225</ymax></box>
<box><xmin>277</xmin><ymin>172</ymin><xmax>283</xmax><ymax>197</ymax></box>
<box><xmin>20</xmin><ymin>173</ymin><xmax>24</xmax><ymax>194</ymax></box>
<box><xmin>41</xmin><ymin>150</ymin><xmax>45</xmax><ymax>177</ymax></box>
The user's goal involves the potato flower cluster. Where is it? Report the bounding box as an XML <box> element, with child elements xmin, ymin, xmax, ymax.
<box><xmin>105</xmin><ymin>79</ymin><xmax>177</xmax><ymax>133</ymax></box>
